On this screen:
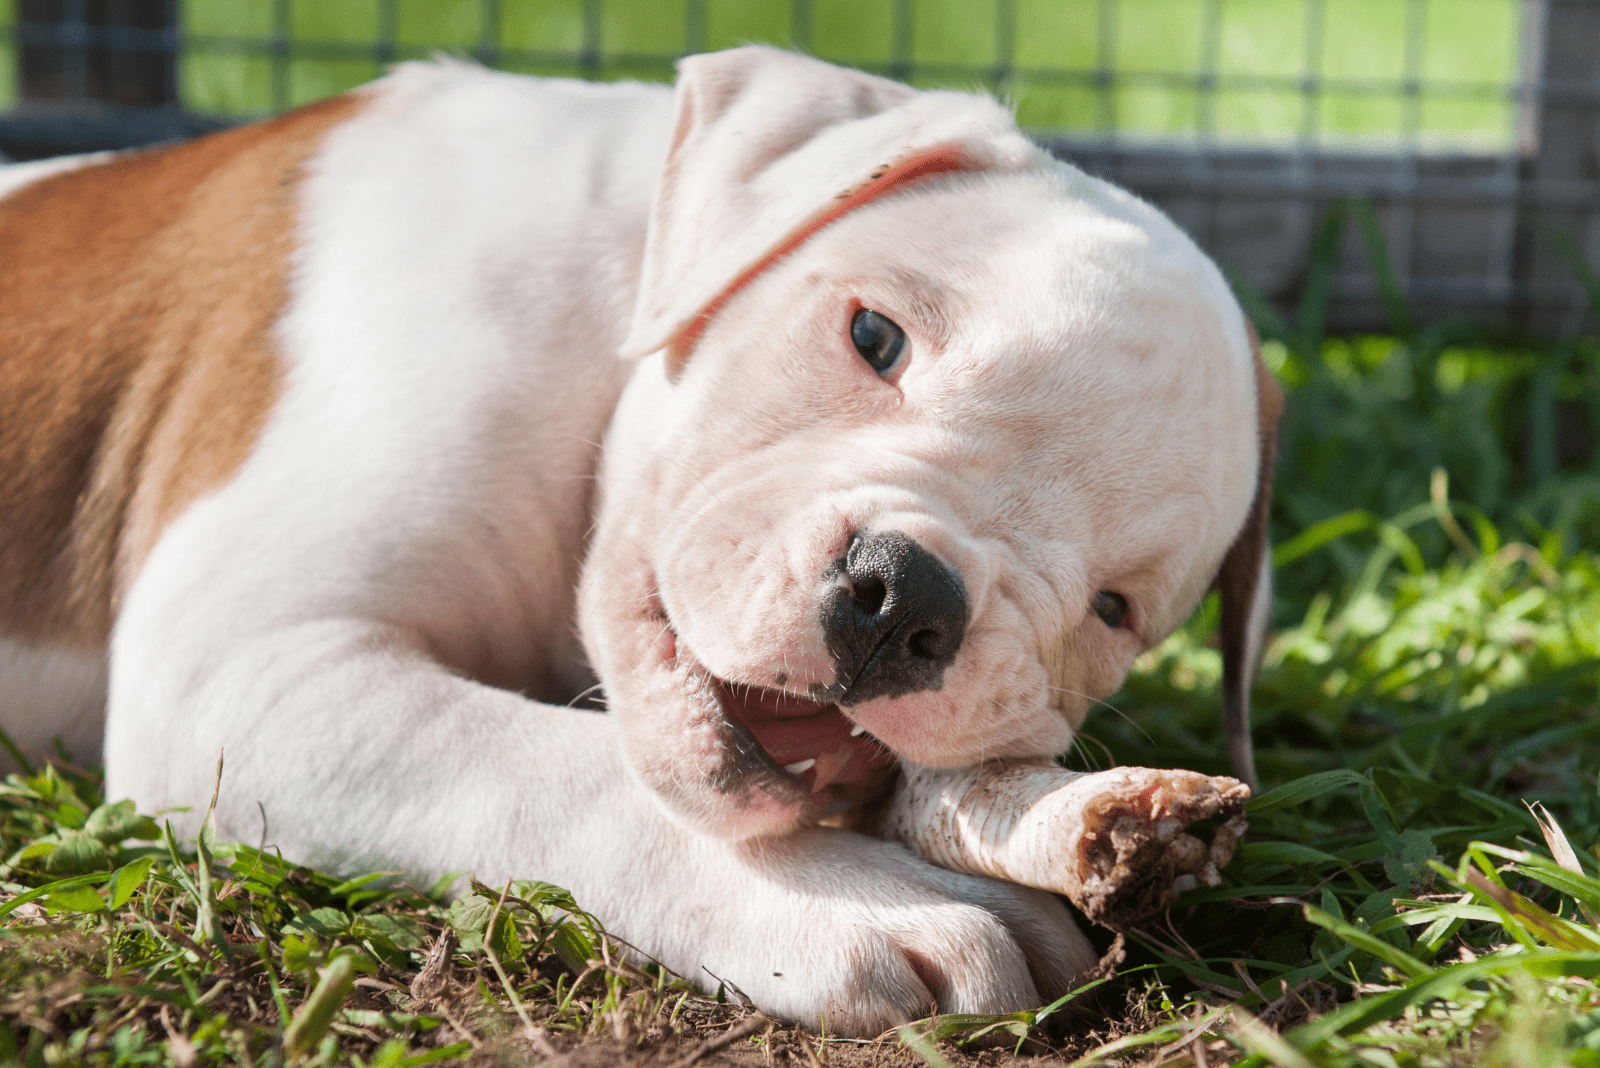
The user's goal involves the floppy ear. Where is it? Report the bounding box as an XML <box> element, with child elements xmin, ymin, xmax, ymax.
<box><xmin>1215</xmin><ymin>324</ymin><xmax>1283</xmax><ymax>793</ymax></box>
<box><xmin>619</xmin><ymin>45</ymin><xmax>1037</xmax><ymax>366</ymax></box>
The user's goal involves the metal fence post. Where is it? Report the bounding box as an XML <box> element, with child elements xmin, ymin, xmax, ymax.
<box><xmin>1518</xmin><ymin>0</ymin><xmax>1600</xmax><ymax>335</ymax></box>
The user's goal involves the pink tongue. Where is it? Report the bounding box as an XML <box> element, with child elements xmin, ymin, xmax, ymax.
<box><xmin>714</xmin><ymin>680</ymin><xmax>892</xmax><ymax>788</ymax></box>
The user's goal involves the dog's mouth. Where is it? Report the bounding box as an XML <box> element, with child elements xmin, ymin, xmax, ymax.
<box><xmin>648</xmin><ymin>588</ymin><xmax>899</xmax><ymax>816</ymax></box>
<box><xmin>710</xmin><ymin>677</ymin><xmax>896</xmax><ymax>795</ymax></box>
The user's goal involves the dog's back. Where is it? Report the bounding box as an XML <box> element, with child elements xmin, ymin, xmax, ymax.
<box><xmin>0</xmin><ymin>99</ymin><xmax>362</xmax><ymax>765</ymax></box>
<box><xmin>0</xmin><ymin>98</ymin><xmax>359</xmax><ymax>646</ymax></box>
<box><xmin>0</xmin><ymin>65</ymin><xmax>670</xmax><ymax>769</ymax></box>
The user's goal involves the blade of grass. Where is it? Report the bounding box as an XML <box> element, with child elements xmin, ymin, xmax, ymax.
<box><xmin>1228</xmin><ymin>1008</ymin><xmax>1321</xmax><ymax>1068</ymax></box>
<box><xmin>258</xmin><ymin>938</ymin><xmax>293</xmax><ymax>1027</ymax></box>
<box><xmin>480</xmin><ymin>879</ymin><xmax>541</xmax><ymax>1042</ymax></box>
<box><xmin>1064</xmin><ymin>1021</ymin><xmax>1189</xmax><ymax>1068</ymax></box>
<box><xmin>282</xmin><ymin>954</ymin><xmax>357</xmax><ymax>1060</ymax></box>
<box><xmin>0</xmin><ymin>871</ymin><xmax>112</xmax><ymax>918</ymax></box>
<box><xmin>1540</xmin><ymin>221</ymin><xmax>1600</xmax><ymax>323</ymax></box>
<box><xmin>1273</xmin><ymin>510</ymin><xmax>1380</xmax><ymax>568</ymax></box>
<box><xmin>1461</xmin><ymin>868</ymin><xmax>1600</xmax><ymax>952</ymax></box>
<box><xmin>1302</xmin><ymin>905</ymin><xmax>1434</xmax><ymax>979</ymax></box>
<box><xmin>194</xmin><ymin>752</ymin><xmax>231</xmax><ymax>959</ymax></box>
<box><xmin>1248</xmin><ymin>770</ymin><xmax>1369</xmax><ymax>815</ymax></box>
<box><xmin>1503</xmin><ymin>860</ymin><xmax>1600</xmax><ymax>920</ymax></box>
<box><xmin>1297</xmin><ymin>202</ymin><xmax>1346</xmax><ymax>361</ymax></box>
<box><xmin>898</xmin><ymin>1023</ymin><xmax>956</xmax><ymax>1068</ymax></box>
<box><xmin>0</xmin><ymin>724</ymin><xmax>34</xmax><ymax>776</ymax></box>
<box><xmin>1529</xmin><ymin>802</ymin><xmax>1598</xmax><ymax>881</ymax></box>
<box><xmin>1228</xmin><ymin>269</ymin><xmax>1292</xmax><ymax>341</ymax></box>
<box><xmin>1351</xmin><ymin>198</ymin><xmax>1413</xmax><ymax>337</ymax></box>
<box><xmin>1235</xmin><ymin>950</ymin><xmax>1600</xmax><ymax>1068</ymax></box>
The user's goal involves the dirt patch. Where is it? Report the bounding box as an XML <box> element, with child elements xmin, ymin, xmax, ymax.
<box><xmin>420</xmin><ymin>980</ymin><xmax>1188</xmax><ymax>1068</ymax></box>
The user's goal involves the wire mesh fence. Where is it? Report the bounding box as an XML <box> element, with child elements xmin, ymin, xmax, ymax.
<box><xmin>2</xmin><ymin>0</ymin><xmax>1597</xmax><ymax>336</ymax></box>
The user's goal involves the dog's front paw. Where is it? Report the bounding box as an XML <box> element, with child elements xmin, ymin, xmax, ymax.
<box><xmin>880</xmin><ymin>762</ymin><xmax>1249</xmax><ymax>929</ymax></box>
<box><xmin>637</xmin><ymin>827</ymin><xmax>1096</xmax><ymax>1037</ymax></box>
<box><xmin>762</xmin><ymin>896</ymin><xmax>1036</xmax><ymax>1036</ymax></box>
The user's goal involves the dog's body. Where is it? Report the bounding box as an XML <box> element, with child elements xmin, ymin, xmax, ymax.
<box><xmin>0</xmin><ymin>49</ymin><xmax>1278</xmax><ymax>1033</ymax></box>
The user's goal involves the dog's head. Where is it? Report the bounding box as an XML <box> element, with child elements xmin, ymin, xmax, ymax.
<box><xmin>580</xmin><ymin>46</ymin><xmax>1282</xmax><ymax>838</ymax></box>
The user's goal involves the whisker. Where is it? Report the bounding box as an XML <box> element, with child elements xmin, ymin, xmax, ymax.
<box><xmin>1067</xmin><ymin>731</ymin><xmax>1116</xmax><ymax>771</ymax></box>
<box><xmin>565</xmin><ymin>682</ymin><xmax>606</xmax><ymax>709</ymax></box>
<box><xmin>1046</xmin><ymin>683</ymin><xmax>1154</xmax><ymax>746</ymax></box>
<box><xmin>1059</xmin><ymin>733</ymin><xmax>1095</xmax><ymax>771</ymax></box>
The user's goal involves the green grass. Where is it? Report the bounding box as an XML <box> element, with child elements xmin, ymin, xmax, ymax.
<box><xmin>0</xmin><ymin>756</ymin><xmax>740</xmax><ymax>1067</ymax></box>
<box><xmin>159</xmin><ymin>0</ymin><xmax>1521</xmax><ymax>146</ymax></box>
<box><xmin>0</xmin><ymin>0</ymin><xmax>1523</xmax><ymax>145</ymax></box>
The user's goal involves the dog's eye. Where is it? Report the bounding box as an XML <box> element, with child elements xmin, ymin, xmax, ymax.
<box><xmin>1092</xmin><ymin>591</ymin><xmax>1128</xmax><ymax>629</ymax></box>
<box><xmin>851</xmin><ymin>308</ymin><xmax>907</xmax><ymax>376</ymax></box>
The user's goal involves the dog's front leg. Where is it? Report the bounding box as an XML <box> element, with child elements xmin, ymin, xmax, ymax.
<box><xmin>103</xmin><ymin>608</ymin><xmax>1090</xmax><ymax>1036</ymax></box>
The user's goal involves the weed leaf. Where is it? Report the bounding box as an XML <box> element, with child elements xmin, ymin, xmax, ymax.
<box><xmin>84</xmin><ymin>799</ymin><xmax>161</xmax><ymax>845</ymax></box>
<box><xmin>108</xmin><ymin>856</ymin><xmax>155</xmax><ymax>909</ymax></box>
<box><xmin>43</xmin><ymin>831</ymin><xmax>110</xmax><ymax>874</ymax></box>
<box><xmin>46</xmin><ymin>881</ymin><xmax>108</xmax><ymax>914</ymax></box>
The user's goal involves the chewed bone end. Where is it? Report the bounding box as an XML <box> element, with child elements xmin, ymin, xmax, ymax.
<box><xmin>1071</xmin><ymin>768</ymin><xmax>1249</xmax><ymax>927</ymax></box>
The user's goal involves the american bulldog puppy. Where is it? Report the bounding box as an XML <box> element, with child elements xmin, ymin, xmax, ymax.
<box><xmin>0</xmin><ymin>46</ymin><xmax>1278</xmax><ymax>1034</ymax></box>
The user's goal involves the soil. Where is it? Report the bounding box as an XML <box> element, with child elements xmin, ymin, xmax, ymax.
<box><xmin>449</xmin><ymin>980</ymin><xmax>1176</xmax><ymax>1068</ymax></box>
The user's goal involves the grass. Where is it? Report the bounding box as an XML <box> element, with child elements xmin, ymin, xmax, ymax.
<box><xmin>0</xmin><ymin>0</ymin><xmax>1521</xmax><ymax>146</ymax></box>
<box><xmin>5</xmin><ymin>196</ymin><xmax>1600</xmax><ymax>1066</ymax></box>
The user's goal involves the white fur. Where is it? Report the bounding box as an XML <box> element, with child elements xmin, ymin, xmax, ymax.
<box><xmin>0</xmin><ymin>639</ymin><xmax>106</xmax><ymax>767</ymax></box>
<box><xmin>9</xmin><ymin>49</ymin><xmax>1264</xmax><ymax>1034</ymax></box>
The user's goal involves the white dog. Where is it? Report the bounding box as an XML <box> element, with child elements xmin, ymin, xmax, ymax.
<box><xmin>0</xmin><ymin>47</ymin><xmax>1278</xmax><ymax>1034</ymax></box>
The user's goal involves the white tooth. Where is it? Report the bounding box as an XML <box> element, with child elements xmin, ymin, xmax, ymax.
<box><xmin>850</xmin><ymin>724</ymin><xmax>867</xmax><ymax>737</ymax></box>
<box><xmin>783</xmin><ymin>759</ymin><xmax>817</xmax><ymax>775</ymax></box>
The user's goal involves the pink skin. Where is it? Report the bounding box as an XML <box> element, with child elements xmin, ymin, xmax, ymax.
<box><xmin>579</xmin><ymin>174</ymin><xmax>1257</xmax><ymax>841</ymax></box>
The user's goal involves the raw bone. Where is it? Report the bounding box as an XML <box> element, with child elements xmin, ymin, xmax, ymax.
<box><xmin>876</xmin><ymin>764</ymin><xmax>1250</xmax><ymax>929</ymax></box>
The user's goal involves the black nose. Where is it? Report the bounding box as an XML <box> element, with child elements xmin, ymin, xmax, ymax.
<box><xmin>821</xmin><ymin>531</ymin><xmax>969</xmax><ymax>705</ymax></box>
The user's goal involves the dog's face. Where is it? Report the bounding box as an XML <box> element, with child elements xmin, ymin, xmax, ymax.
<box><xmin>578</xmin><ymin>48</ymin><xmax>1274</xmax><ymax>838</ymax></box>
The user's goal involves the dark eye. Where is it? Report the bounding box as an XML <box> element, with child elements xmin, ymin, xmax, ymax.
<box><xmin>851</xmin><ymin>308</ymin><xmax>907</xmax><ymax>376</ymax></box>
<box><xmin>1092</xmin><ymin>591</ymin><xmax>1128</xmax><ymax>629</ymax></box>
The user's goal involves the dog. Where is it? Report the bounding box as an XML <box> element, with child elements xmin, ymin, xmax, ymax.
<box><xmin>0</xmin><ymin>47</ymin><xmax>1280</xmax><ymax>1034</ymax></box>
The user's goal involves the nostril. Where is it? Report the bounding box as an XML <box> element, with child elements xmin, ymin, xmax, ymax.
<box><xmin>907</xmin><ymin>628</ymin><xmax>945</xmax><ymax>660</ymax></box>
<box><xmin>852</xmin><ymin>575</ymin><xmax>886</xmax><ymax>616</ymax></box>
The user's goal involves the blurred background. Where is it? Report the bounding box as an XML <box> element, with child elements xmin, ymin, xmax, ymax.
<box><xmin>0</xmin><ymin>0</ymin><xmax>1596</xmax><ymax>337</ymax></box>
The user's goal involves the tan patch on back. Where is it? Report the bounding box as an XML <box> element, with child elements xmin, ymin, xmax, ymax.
<box><xmin>0</xmin><ymin>94</ymin><xmax>362</xmax><ymax>648</ymax></box>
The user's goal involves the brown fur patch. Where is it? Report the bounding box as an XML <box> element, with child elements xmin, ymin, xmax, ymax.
<box><xmin>1214</xmin><ymin>322</ymin><xmax>1285</xmax><ymax>788</ymax></box>
<box><xmin>0</xmin><ymin>93</ymin><xmax>362</xmax><ymax>648</ymax></box>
